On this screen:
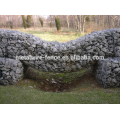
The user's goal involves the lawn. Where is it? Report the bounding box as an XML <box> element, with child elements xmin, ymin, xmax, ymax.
<box><xmin>0</xmin><ymin>27</ymin><xmax>120</xmax><ymax>104</ymax></box>
<box><xmin>0</xmin><ymin>68</ymin><xmax>120</xmax><ymax>104</ymax></box>
<box><xmin>14</xmin><ymin>27</ymin><xmax>85</xmax><ymax>43</ymax></box>
<box><xmin>0</xmin><ymin>77</ymin><xmax>120</xmax><ymax>104</ymax></box>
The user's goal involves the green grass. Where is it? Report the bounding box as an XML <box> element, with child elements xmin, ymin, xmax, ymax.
<box><xmin>0</xmin><ymin>73</ymin><xmax>120</xmax><ymax>104</ymax></box>
<box><xmin>35</xmin><ymin>68</ymin><xmax>89</xmax><ymax>83</ymax></box>
<box><xmin>32</xmin><ymin>32</ymin><xmax>82</xmax><ymax>43</ymax></box>
<box><xmin>13</xmin><ymin>27</ymin><xmax>85</xmax><ymax>43</ymax></box>
<box><xmin>0</xmin><ymin>84</ymin><xmax>120</xmax><ymax>104</ymax></box>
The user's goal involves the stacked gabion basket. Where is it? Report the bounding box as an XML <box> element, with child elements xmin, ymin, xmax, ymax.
<box><xmin>0</xmin><ymin>28</ymin><xmax>120</xmax><ymax>87</ymax></box>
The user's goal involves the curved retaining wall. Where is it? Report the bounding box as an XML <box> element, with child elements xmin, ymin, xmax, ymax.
<box><xmin>0</xmin><ymin>28</ymin><xmax>120</xmax><ymax>87</ymax></box>
<box><xmin>0</xmin><ymin>28</ymin><xmax>120</xmax><ymax>72</ymax></box>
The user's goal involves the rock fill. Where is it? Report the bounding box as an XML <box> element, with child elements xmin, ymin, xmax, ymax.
<box><xmin>0</xmin><ymin>28</ymin><xmax>120</xmax><ymax>87</ymax></box>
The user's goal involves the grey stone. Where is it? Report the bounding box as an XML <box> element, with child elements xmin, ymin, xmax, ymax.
<box><xmin>102</xmin><ymin>48</ymin><xmax>107</xmax><ymax>53</ymax></box>
<box><xmin>99</xmin><ymin>51</ymin><xmax>105</xmax><ymax>56</ymax></box>
<box><xmin>113</xmin><ymin>68</ymin><xmax>120</xmax><ymax>73</ymax></box>
<box><xmin>86</xmin><ymin>46</ymin><xmax>91</xmax><ymax>50</ymax></box>
<box><xmin>87</xmin><ymin>49</ymin><xmax>93</xmax><ymax>53</ymax></box>
<box><xmin>29</xmin><ymin>86</ymin><xmax>33</xmax><ymax>88</ymax></box>
<box><xmin>21</xmin><ymin>50</ymin><xmax>26</xmax><ymax>55</ymax></box>
<box><xmin>2</xmin><ymin>38</ymin><xmax>7</xmax><ymax>43</ymax></box>
<box><xmin>16</xmin><ymin>68</ymin><xmax>22</xmax><ymax>74</ymax></box>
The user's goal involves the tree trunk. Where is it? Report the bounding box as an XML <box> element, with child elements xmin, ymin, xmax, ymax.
<box><xmin>66</xmin><ymin>15</ymin><xmax>69</xmax><ymax>29</ymax></box>
<box><xmin>82</xmin><ymin>15</ymin><xmax>86</xmax><ymax>33</ymax></box>
<box><xmin>107</xmin><ymin>15</ymin><xmax>110</xmax><ymax>29</ymax></box>
<box><xmin>77</xmin><ymin>15</ymin><xmax>81</xmax><ymax>33</ymax></box>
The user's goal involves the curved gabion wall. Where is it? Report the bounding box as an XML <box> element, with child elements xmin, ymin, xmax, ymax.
<box><xmin>0</xmin><ymin>28</ymin><xmax>120</xmax><ymax>87</ymax></box>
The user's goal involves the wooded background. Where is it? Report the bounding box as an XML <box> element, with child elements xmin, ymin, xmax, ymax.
<box><xmin>0</xmin><ymin>15</ymin><xmax>120</xmax><ymax>33</ymax></box>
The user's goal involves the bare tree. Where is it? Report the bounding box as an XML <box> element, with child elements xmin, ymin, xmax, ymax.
<box><xmin>82</xmin><ymin>15</ymin><xmax>86</xmax><ymax>33</ymax></box>
<box><xmin>107</xmin><ymin>15</ymin><xmax>110</xmax><ymax>29</ymax></box>
<box><xmin>77</xmin><ymin>15</ymin><xmax>81</xmax><ymax>33</ymax></box>
<box><xmin>66</xmin><ymin>15</ymin><xmax>69</xmax><ymax>29</ymax></box>
<box><xmin>76</xmin><ymin>15</ymin><xmax>86</xmax><ymax>33</ymax></box>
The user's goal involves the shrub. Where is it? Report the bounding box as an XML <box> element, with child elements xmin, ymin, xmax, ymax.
<box><xmin>50</xmin><ymin>22</ymin><xmax>53</xmax><ymax>28</ymax></box>
<box><xmin>21</xmin><ymin>15</ymin><xmax>27</xmax><ymax>29</ymax></box>
<box><xmin>55</xmin><ymin>17</ymin><xmax>61</xmax><ymax>32</ymax></box>
<box><xmin>26</xmin><ymin>15</ymin><xmax>33</xmax><ymax>28</ymax></box>
<box><xmin>86</xmin><ymin>16</ymin><xmax>90</xmax><ymax>22</ymax></box>
<box><xmin>39</xmin><ymin>18</ymin><xmax>43</xmax><ymax>27</ymax></box>
<box><xmin>9</xmin><ymin>22</ymin><xmax>13</xmax><ymax>29</ymax></box>
<box><xmin>6</xmin><ymin>21</ymin><xmax>13</xmax><ymax>29</ymax></box>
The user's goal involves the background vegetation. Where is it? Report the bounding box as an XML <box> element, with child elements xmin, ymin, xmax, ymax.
<box><xmin>1</xmin><ymin>15</ymin><xmax>120</xmax><ymax>33</ymax></box>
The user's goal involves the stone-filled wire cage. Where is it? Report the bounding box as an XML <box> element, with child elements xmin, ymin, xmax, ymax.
<box><xmin>0</xmin><ymin>28</ymin><xmax>120</xmax><ymax>88</ymax></box>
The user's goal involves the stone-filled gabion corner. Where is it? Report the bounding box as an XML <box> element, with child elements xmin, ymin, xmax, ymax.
<box><xmin>0</xmin><ymin>58</ymin><xmax>23</xmax><ymax>85</ymax></box>
<box><xmin>96</xmin><ymin>58</ymin><xmax>120</xmax><ymax>88</ymax></box>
